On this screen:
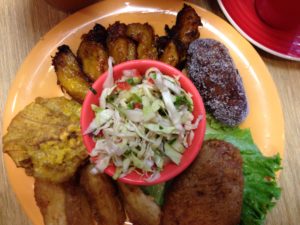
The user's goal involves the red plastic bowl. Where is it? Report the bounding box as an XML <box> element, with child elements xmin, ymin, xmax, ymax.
<box><xmin>81</xmin><ymin>60</ymin><xmax>206</xmax><ymax>186</ymax></box>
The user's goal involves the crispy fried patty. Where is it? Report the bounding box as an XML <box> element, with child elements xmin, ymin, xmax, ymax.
<box><xmin>161</xmin><ymin>140</ymin><xmax>244</xmax><ymax>225</ymax></box>
<box><xmin>187</xmin><ymin>39</ymin><xmax>248</xmax><ymax>126</ymax></box>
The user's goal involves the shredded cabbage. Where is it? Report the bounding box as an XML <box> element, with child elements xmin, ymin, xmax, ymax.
<box><xmin>86</xmin><ymin>64</ymin><xmax>201</xmax><ymax>181</ymax></box>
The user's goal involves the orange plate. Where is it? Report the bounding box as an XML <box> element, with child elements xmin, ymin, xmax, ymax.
<box><xmin>2</xmin><ymin>1</ymin><xmax>284</xmax><ymax>225</ymax></box>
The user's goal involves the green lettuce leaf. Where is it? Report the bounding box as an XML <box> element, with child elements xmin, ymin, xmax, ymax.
<box><xmin>205</xmin><ymin>115</ymin><xmax>282</xmax><ymax>225</ymax></box>
<box><xmin>141</xmin><ymin>182</ymin><xmax>169</xmax><ymax>206</ymax></box>
<box><xmin>141</xmin><ymin>114</ymin><xmax>282</xmax><ymax>225</ymax></box>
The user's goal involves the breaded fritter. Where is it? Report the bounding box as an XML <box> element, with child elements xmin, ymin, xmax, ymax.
<box><xmin>118</xmin><ymin>183</ymin><xmax>161</xmax><ymax>225</ymax></box>
<box><xmin>187</xmin><ymin>39</ymin><xmax>248</xmax><ymax>126</ymax></box>
<box><xmin>107</xmin><ymin>22</ymin><xmax>137</xmax><ymax>64</ymax></box>
<box><xmin>2</xmin><ymin>97</ymin><xmax>88</xmax><ymax>183</ymax></box>
<box><xmin>77</xmin><ymin>24</ymin><xmax>108</xmax><ymax>81</ymax></box>
<box><xmin>126</xmin><ymin>23</ymin><xmax>158</xmax><ymax>60</ymax></box>
<box><xmin>35</xmin><ymin>179</ymin><xmax>94</xmax><ymax>225</ymax></box>
<box><xmin>80</xmin><ymin>165</ymin><xmax>125</xmax><ymax>225</ymax></box>
<box><xmin>162</xmin><ymin>140</ymin><xmax>244</xmax><ymax>225</ymax></box>
<box><xmin>53</xmin><ymin>45</ymin><xmax>91</xmax><ymax>103</ymax></box>
<box><xmin>166</xmin><ymin>4</ymin><xmax>201</xmax><ymax>49</ymax></box>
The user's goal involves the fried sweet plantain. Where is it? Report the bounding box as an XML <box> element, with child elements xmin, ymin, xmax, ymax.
<box><xmin>166</xmin><ymin>4</ymin><xmax>201</xmax><ymax>49</ymax></box>
<box><xmin>53</xmin><ymin>45</ymin><xmax>91</xmax><ymax>103</ymax></box>
<box><xmin>107</xmin><ymin>21</ymin><xmax>127</xmax><ymax>38</ymax></box>
<box><xmin>157</xmin><ymin>37</ymin><xmax>180</xmax><ymax>67</ymax></box>
<box><xmin>35</xmin><ymin>179</ymin><xmax>94</xmax><ymax>225</ymax></box>
<box><xmin>107</xmin><ymin>22</ymin><xmax>137</xmax><ymax>64</ymax></box>
<box><xmin>2</xmin><ymin>97</ymin><xmax>88</xmax><ymax>183</ymax></box>
<box><xmin>108</xmin><ymin>37</ymin><xmax>137</xmax><ymax>65</ymax></box>
<box><xmin>118</xmin><ymin>183</ymin><xmax>161</xmax><ymax>225</ymax></box>
<box><xmin>126</xmin><ymin>23</ymin><xmax>158</xmax><ymax>60</ymax></box>
<box><xmin>77</xmin><ymin>24</ymin><xmax>108</xmax><ymax>81</ymax></box>
<box><xmin>157</xmin><ymin>4</ymin><xmax>201</xmax><ymax>68</ymax></box>
<box><xmin>80</xmin><ymin>164</ymin><xmax>126</xmax><ymax>225</ymax></box>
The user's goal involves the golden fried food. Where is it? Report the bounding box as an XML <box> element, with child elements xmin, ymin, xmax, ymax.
<box><xmin>80</xmin><ymin>164</ymin><xmax>125</xmax><ymax>225</ymax></box>
<box><xmin>126</xmin><ymin>23</ymin><xmax>158</xmax><ymax>60</ymax></box>
<box><xmin>157</xmin><ymin>37</ymin><xmax>180</xmax><ymax>67</ymax></box>
<box><xmin>108</xmin><ymin>37</ymin><xmax>137</xmax><ymax>64</ymax></box>
<box><xmin>107</xmin><ymin>21</ymin><xmax>127</xmax><ymax>38</ymax></box>
<box><xmin>161</xmin><ymin>140</ymin><xmax>244</xmax><ymax>225</ymax></box>
<box><xmin>166</xmin><ymin>4</ymin><xmax>201</xmax><ymax>49</ymax></box>
<box><xmin>35</xmin><ymin>179</ymin><xmax>94</xmax><ymax>225</ymax></box>
<box><xmin>53</xmin><ymin>45</ymin><xmax>91</xmax><ymax>103</ymax></box>
<box><xmin>107</xmin><ymin>22</ymin><xmax>137</xmax><ymax>64</ymax></box>
<box><xmin>118</xmin><ymin>183</ymin><xmax>161</xmax><ymax>225</ymax></box>
<box><xmin>2</xmin><ymin>97</ymin><xmax>88</xmax><ymax>183</ymax></box>
<box><xmin>77</xmin><ymin>24</ymin><xmax>108</xmax><ymax>81</ymax></box>
<box><xmin>35</xmin><ymin>179</ymin><xmax>68</xmax><ymax>225</ymax></box>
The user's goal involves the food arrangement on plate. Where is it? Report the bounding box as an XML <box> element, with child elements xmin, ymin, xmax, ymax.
<box><xmin>2</xmin><ymin>4</ymin><xmax>282</xmax><ymax>225</ymax></box>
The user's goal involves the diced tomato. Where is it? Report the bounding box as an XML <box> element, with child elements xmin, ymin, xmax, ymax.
<box><xmin>133</xmin><ymin>102</ymin><xmax>142</xmax><ymax>109</ymax></box>
<box><xmin>131</xmin><ymin>69</ymin><xmax>142</xmax><ymax>78</ymax></box>
<box><xmin>96</xmin><ymin>130</ymin><xmax>104</xmax><ymax>137</ymax></box>
<box><xmin>147</xmin><ymin>78</ymin><xmax>154</xmax><ymax>84</ymax></box>
<box><xmin>116</xmin><ymin>81</ymin><xmax>131</xmax><ymax>90</ymax></box>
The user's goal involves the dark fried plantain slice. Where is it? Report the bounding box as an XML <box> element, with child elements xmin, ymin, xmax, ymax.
<box><xmin>80</xmin><ymin>164</ymin><xmax>126</xmax><ymax>225</ymax></box>
<box><xmin>107</xmin><ymin>22</ymin><xmax>137</xmax><ymax>64</ymax></box>
<box><xmin>53</xmin><ymin>45</ymin><xmax>91</xmax><ymax>103</ymax></box>
<box><xmin>107</xmin><ymin>21</ymin><xmax>127</xmax><ymax>39</ymax></box>
<box><xmin>157</xmin><ymin>36</ymin><xmax>180</xmax><ymax>67</ymax></box>
<box><xmin>35</xmin><ymin>179</ymin><xmax>94</xmax><ymax>225</ymax></box>
<box><xmin>165</xmin><ymin>4</ymin><xmax>202</xmax><ymax>49</ymax></box>
<box><xmin>108</xmin><ymin>37</ymin><xmax>137</xmax><ymax>64</ymax></box>
<box><xmin>126</xmin><ymin>23</ymin><xmax>158</xmax><ymax>60</ymax></box>
<box><xmin>118</xmin><ymin>183</ymin><xmax>161</xmax><ymax>225</ymax></box>
<box><xmin>77</xmin><ymin>24</ymin><xmax>108</xmax><ymax>81</ymax></box>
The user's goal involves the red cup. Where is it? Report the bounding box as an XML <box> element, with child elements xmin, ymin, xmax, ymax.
<box><xmin>255</xmin><ymin>0</ymin><xmax>300</xmax><ymax>30</ymax></box>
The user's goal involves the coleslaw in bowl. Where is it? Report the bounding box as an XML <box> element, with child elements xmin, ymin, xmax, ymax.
<box><xmin>81</xmin><ymin>59</ymin><xmax>206</xmax><ymax>185</ymax></box>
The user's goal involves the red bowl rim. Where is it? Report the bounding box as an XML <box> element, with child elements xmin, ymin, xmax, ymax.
<box><xmin>81</xmin><ymin>59</ymin><xmax>206</xmax><ymax>186</ymax></box>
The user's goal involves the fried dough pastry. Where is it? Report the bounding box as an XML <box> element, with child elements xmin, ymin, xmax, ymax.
<box><xmin>53</xmin><ymin>45</ymin><xmax>91</xmax><ymax>103</ymax></box>
<box><xmin>80</xmin><ymin>164</ymin><xmax>126</xmax><ymax>225</ymax></box>
<box><xmin>107</xmin><ymin>22</ymin><xmax>137</xmax><ymax>64</ymax></box>
<box><xmin>187</xmin><ymin>39</ymin><xmax>248</xmax><ymax>126</ymax></box>
<box><xmin>118</xmin><ymin>183</ymin><xmax>161</xmax><ymax>225</ymax></box>
<box><xmin>35</xmin><ymin>179</ymin><xmax>94</xmax><ymax>225</ymax></box>
<box><xmin>126</xmin><ymin>23</ymin><xmax>158</xmax><ymax>60</ymax></box>
<box><xmin>2</xmin><ymin>97</ymin><xmax>88</xmax><ymax>183</ymax></box>
<box><xmin>166</xmin><ymin>4</ymin><xmax>201</xmax><ymax>49</ymax></box>
<box><xmin>161</xmin><ymin>140</ymin><xmax>244</xmax><ymax>225</ymax></box>
<box><xmin>77</xmin><ymin>24</ymin><xmax>108</xmax><ymax>81</ymax></box>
